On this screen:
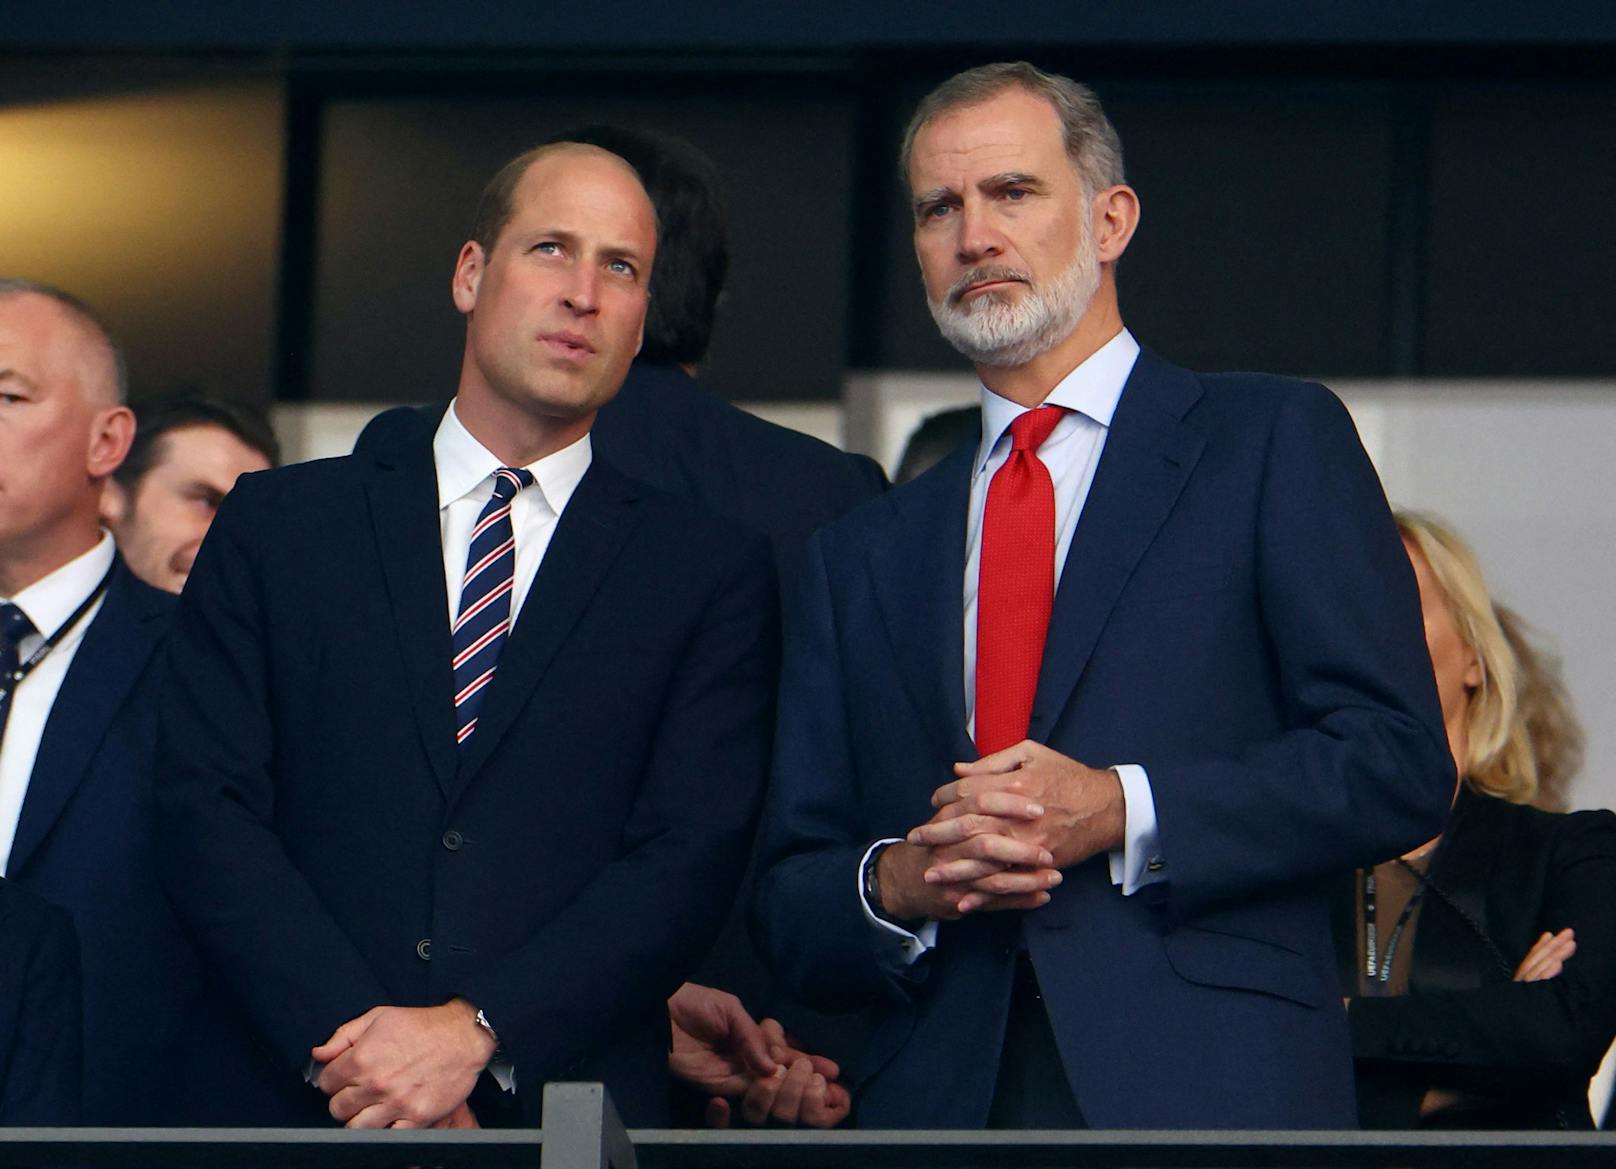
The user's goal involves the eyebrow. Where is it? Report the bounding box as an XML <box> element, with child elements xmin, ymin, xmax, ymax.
<box><xmin>912</xmin><ymin>172</ymin><xmax>1046</xmax><ymax>213</ymax></box>
<box><xmin>0</xmin><ymin>367</ymin><xmax>38</xmax><ymax>389</ymax></box>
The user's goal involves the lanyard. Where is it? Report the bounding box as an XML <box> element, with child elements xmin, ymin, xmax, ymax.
<box><xmin>3</xmin><ymin>564</ymin><xmax>115</xmax><ymax>690</ymax></box>
<box><xmin>1363</xmin><ymin>860</ymin><xmax>1429</xmax><ymax>987</ymax></box>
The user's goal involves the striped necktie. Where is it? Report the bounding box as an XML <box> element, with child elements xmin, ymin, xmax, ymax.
<box><xmin>452</xmin><ymin>467</ymin><xmax>534</xmax><ymax>748</ymax></box>
<box><xmin>0</xmin><ymin>603</ymin><xmax>36</xmax><ymax>749</ymax></box>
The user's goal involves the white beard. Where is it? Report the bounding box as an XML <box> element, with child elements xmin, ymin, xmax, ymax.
<box><xmin>927</xmin><ymin>234</ymin><xmax>1100</xmax><ymax>369</ymax></box>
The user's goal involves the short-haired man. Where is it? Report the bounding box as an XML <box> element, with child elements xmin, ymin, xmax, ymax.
<box><xmin>753</xmin><ymin>63</ymin><xmax>1453</xmax><ymax>1128</ymax></box>
<box><xmin>0</xmin><ymin>278</ymin><xmax>196</xmax><ymax>1124</ymax></box>
<box><xmin>158</xmin><ymin>143</ymin><xmax>778</xmax><ymax>1128</ymax></box>
<box><xmin>103</xmin><ymin>390</ymin><xmax>278</xmax><ymax>593</ymax></box>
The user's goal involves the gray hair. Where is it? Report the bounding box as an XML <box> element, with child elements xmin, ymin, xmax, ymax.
<box><xmin>899</xmin><ymin>61</ymin><xmax>1126</xmax><ymax>198</ymax></box>
<box><xmin>0</xmin><ymin>277</ymin><xmax>128</xmax><ymax>403</ymax></box>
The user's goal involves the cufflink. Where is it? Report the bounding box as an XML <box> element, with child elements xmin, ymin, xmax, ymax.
<box><xmin>1147</xmin><ymin>858</ymin><xmax>1166</xmax><ymax>873</ymax></box>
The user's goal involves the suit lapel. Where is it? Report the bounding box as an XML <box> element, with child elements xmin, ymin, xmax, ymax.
<box><xmin>362</xmin><ymin>405</ymin><xmax>461</xmax><ymax>800</ymax></box>
<box><xmin>1031</xmin><ymin>351</ymin><xmax>1206</xmax><ymax>741</ymax></box>
<box><xmin>454</xmin><ymin>459</ymin><xmax>643</xmax><ymax>789</ymax></box>
<box><xmin>868</xmin><ymin>440</ymin><xmax>977</xmax><ymax>762</ymax></box>
<box><xmin>10</xmin><ymin>564</ymin><xmax>168</xmax><ymax>875</ymax></box>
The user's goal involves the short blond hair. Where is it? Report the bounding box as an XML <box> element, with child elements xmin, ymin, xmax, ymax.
<box><xmin>1395</xmin><ymin>510</ymin><xmax>1582</xmax><ymax>806</ymax></box>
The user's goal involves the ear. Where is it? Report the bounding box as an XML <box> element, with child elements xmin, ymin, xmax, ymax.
<box><xmin>87</xmin><ymin>405</ymin><xmax>135</xmax><ymax>481</ymax></box>
<box><xmin>1092</xmin><ymin>184</ymin><xmax>1141</xmax><ymax>265</ymax></box>
<box><xmin>451</xmin><ymin>241</ymin><xmax>486</xmax><ymax>315</ymax></box>
<box><xmin>99</xmin><ymin>477</ymin><xmax>130</xmax><ymax>525</ymax></box>
<box><xmin>1463</xmin><ymin>643</ymin><xmax>1484</xmax><ymax>691</ymax></box>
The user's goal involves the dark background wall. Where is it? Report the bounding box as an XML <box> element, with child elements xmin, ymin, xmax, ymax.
<box><xmin>3</xmin><ymin>3</ymin><xmax>1613</xmax><ymax>406</ymax></box>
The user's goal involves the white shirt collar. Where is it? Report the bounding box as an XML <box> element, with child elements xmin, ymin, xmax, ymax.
<box><xmin>975</xmin><ymin>328</ymin><xmax>1141</xmax><ymax>478</ymax></box>
<box><xmin>4</xmin><ymin>531</ymin><xmax>116</xmax><ymax>637</ymax></box>
<box><xmin>433</xmin><ymin>399</ymin><xmax>593</xmax><ymax>516</ymax></box>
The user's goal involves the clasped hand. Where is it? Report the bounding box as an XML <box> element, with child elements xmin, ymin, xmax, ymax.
<box><xmin>879</xmin><ymin>740</ymin><xmax>1125</xmax><ymax>921</ymax></box>
<box><xmin>312</xmin><ymin>1000</ymin><xmax>495</xmax><ymax>1129</ymax></box>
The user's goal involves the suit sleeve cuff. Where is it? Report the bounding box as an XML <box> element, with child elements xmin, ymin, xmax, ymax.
<box><xmin>858</xmin><ymin>838</ymin><xmax>937</xmax><ymax>964</ymax></box>
<box><xmin>1107</xmin><ymin>764</ymin><xmax>1168</xmax><ymax>895</ymax></box>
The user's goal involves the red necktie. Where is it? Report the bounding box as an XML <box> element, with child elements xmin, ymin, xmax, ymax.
<box><xmin>975</xmin><ymin>405</ymin><xmax>1065</xmax><ymax>757</ymax></box>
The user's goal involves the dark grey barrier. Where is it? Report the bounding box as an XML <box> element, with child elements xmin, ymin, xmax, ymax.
<box><xmin>3</xmin><ymin>1083</ymin><xmax>1614</xmax><ymax>1169</ymax></box>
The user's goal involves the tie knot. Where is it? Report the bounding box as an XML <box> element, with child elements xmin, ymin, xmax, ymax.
<box><xmin>1008</xmin><ymin>405</ymin><xmax>1065</xmax><ymax>454</ymax></box>
<box><xmin>490</xmin><ymin>467</ymin><xmax>534</xmax><ymax>503</ymax></box>
<box><xmin>0</xmin><ymin>602</ymin><xmax>34</xmax><ymax>651</ymax></box>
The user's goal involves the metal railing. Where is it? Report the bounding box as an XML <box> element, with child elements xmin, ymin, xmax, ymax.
<box><xmin>4</xmin><ymin>1082</ymin><xmax>1615</xmax><ymax>1169</ymax></box>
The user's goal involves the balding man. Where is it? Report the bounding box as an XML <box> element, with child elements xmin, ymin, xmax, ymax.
<box><xmin>0</xmin><ymin>279</ymin><xmax>198</xmax><ymax>1124</ymax></box>
<box><xmin>157</xmin><ymin>143</ymin><xmax>777</xmax><ymax>1127</ymax></box>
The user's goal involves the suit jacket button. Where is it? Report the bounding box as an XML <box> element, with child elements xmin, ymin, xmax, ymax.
<box><xmin>416</xmin><ymin>938</ymin><xmax>432</xmax><ymax>961</ymax></box>
<box><xmin>442</xmin><ymin>830</ymin><xmax>464</xmax><ymax>851</ymax></box>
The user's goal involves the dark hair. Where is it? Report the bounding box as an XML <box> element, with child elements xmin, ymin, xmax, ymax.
<box><xmin>546</xmin><ymin>125</ymin><xmax>729</xmax><ymax>365</ymax></box>
<box><xmin>113</xmin><ymin>388</ymin><xmax>280</xmax><ymax>491</ymax></box>
<box><xmin>0</xmin><ymin>276</ymin><xmax>129</xmax><ymax>402</ymax></box>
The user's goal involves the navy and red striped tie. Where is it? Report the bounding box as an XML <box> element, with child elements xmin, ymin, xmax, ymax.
<box><xmin>452</xmin><ymin>467</ymin><xmax>533</xmax><ymax>748</ymax></box>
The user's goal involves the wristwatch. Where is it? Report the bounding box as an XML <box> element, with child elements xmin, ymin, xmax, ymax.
<box><xmin>473</xmin><ymin>1008</ymin><xmax>505</xmax><ymax>1062</ymax></box>
<box><xmin>863</xmin><ymin>841</ymin><xmax>921</xmax><ymax>929</ymax></box>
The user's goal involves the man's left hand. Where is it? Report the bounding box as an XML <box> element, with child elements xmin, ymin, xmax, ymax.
<box><xmin>910</xmin><ymin>741</ymin><xmax>1126</xmax><ymax>873</ymax></box>
<box><xmin>312</xmin><ymin>1000</ymin><xmax>496</xmax><ymax>1129</ymax></box>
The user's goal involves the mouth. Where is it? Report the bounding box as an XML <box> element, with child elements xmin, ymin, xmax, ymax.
<box><xmin>949</xmin><ymin>269</ymin><xmax>1030</xmax><ymax>306</ymax></box>
<box><xmin>538</xmin><ymin>331</ymin><xmax>596</xmax><ymax>360</ymax></box>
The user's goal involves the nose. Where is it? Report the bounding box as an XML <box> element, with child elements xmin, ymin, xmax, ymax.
<box><xmin>562</xmin><ymin>265</ymin><xmax>601</xmax><ymax>317</ymax></box>
<box><xmin>955</xmin><ymin>199</ymin><xmax>1004</xmax><ymax>265</ymax></box>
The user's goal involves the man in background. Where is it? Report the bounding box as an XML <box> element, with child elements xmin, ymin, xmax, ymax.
<box><xmin>102</xmin><ymin>390</ymin><xmax>278</xmax><ymax>594</ymax></box>
<box><xmin>0</xmin><ymin>278</ymin><xmax>194</xmax><ymax>1124</ymax></box>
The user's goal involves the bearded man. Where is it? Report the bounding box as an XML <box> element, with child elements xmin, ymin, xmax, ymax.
<box><xmin>751</xmin><ymin>62</ymin><xmax>1452</xmax><ymax>1129</ymax></box>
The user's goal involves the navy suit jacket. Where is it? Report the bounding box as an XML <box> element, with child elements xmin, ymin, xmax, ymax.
<box><xmin>7</xmin><ymin>561</ymin><xmax>196</xmax><ymax>1125</ymax></box>
<box><xmin>157</xmin><ymin>404</ymin><xmax>778</xmax><ymax>1126</ymax></box>
<box><xmin>0</xmin><ymin>876</ymin><xmax>81</xmax><ymax>1125</ymax></box>
<box><xmin>753</xmin><ymin>351</ymin><xmax>1454</xmax><ymax>1128</ymax></box>
<box><xmin>594</xmin><ymin>362</ymin><xmax>887</xmax><ymax>582</ymax></box>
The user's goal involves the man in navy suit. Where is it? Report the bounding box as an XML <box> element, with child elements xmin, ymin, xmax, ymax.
<box><xmin>158</xmin><ymin>142</ymin><xmax>777</xmax><ymax>1128</ymax></box>
<box><xmin>752</xmin><ymin>62</ymin><xmax>1454</xmax><ymax>1128</ymax></box>
<box><xmin>0</xmin><ymin>279</ymin><xmax>191</xmax><ymax>1125</ymax></box>
<box><xmin>0</xmin><ymin>876</ymin><xmax>81</xmax><ymax>1125</ymax></box>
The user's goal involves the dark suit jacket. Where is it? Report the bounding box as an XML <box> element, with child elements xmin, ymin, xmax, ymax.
<box><xmin>752</xmin><ymin>350</ymin><xmax>1454</xmax><ymax>1128</ymax></box>
<box><xmin>7</xmin><ymin>561</ymin><xmax>195</xmax><ymax>1125</ymax></box>
<box><xmin>1337</xmin><ymin>786</ymin><xmax>1616</xmax><ymax>1129</ymax></box>
<box><xmin>0</xmin><ymin>876</ymin><xmax>81</xmax><ymax>1125</ymax></box>
<box><xmin>156</xmin><ymin>404</ymin><xmax>778</xmax><ymax>1126</ymax></box>
<box><xmin>594</xmin><ymin>362</ymin><xmax>887</xmax><ymax>583</ymax></box>
<box><xmin>593</xmin><ymin>362</ymin><xmax>887</xmax><ymax>1068</ymax></box>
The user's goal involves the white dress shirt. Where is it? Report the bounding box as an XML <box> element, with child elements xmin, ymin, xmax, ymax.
<box><xmin>0</xmin><ymin>532</ymin><xmax>115</xmax><ymax>875</ymax></box>
<box><xmin>863</xmin><ymin>329</ymin><xmax>1166</xmax><ymax>959</ymax></box>
<box><xmin>435</xmin><ymin>400</ymin><xmax>592</xmax><ymax>629</ymax></box>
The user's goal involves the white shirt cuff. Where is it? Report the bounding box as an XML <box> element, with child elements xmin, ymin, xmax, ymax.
<box><xmin>1107</xmin><ymin>764</ymin><xmax>1167</xmax><ymax>894</ymax></box>
<box><xmin>858</xmin><ymin>838</ymin><xmax>937</xmax><ymax>964</ymax></box>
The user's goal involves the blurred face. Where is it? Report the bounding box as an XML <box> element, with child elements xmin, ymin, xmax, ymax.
<box><xmin>452</xmin><ymin>146</ymin><xmax>656</xmax><ymax>440</ymax></box>
<box><xmin>105</xmin><ymin>424</ymin><xmax>271</xmax><ymax>593</ymax></box>
<box><xmin>0</xmin><ymin>292</ymin><xmax>131</xmax><ymax>593</ymax></box>
<box><xmin>1405</xmin><ymin>537</ymin><xmax>1484</xmax><ymax>770</ymax></box>
<box><xmin>910</xmin><ymin>88</ymin><xmax>1100</xmax><ymax>368</ymax></box>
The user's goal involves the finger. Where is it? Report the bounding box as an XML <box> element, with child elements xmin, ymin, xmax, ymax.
<box><xmin>326</xmin><ymin>1079</ymin><xmax>377</xmax><ymax>1123</ymax></box>
<box><xmin>805</xmin><ymin>1054</ymin><xmax>840</xmax><ymax>1080</ymax></box>
<box><xmin>343</xmin><ymin>1099</ymin><xmax>401</xmax><ymax>1130</ymax></box>
<box><xmin>958</xmin><ymin>890</ymin><xmax>1052</xmax><ymax>914</ymax></box>
<box><xmin>948</xmin><ymin>742</ymin><xmax>1039</xmax><ymax>780</ymax></box>
<box><xmin>740</xmin><ymin>1068</ymin><xmax>785</xmax><ymax>1127</ymax></box>
<box><xmin>922</xmin><ymin>834</ymin><xmax>1053</xmax><ymax>874</ymax></box>
<box><xmin>970</xmin><ymin>867</ymin><xmax>1063</xmax><ymax>896</ymax></box>
<box><xmin>311</xmin><ymin>1008</ymin><xmax>381</xmax><ymax>1064</ymax></box>
<box><xmin>704</xmin><ymin>1097</ymin><xmax>732</xmax><ymax>1129</ymax></box>
<box><xmin>910</xmin><ymin>813</ymin><xmax>1045</xmax><ymax>850</ymax></box>
<box><xmin>770</xmin><ymin>1059</ymin><xmax>813</xmax><ymax>1124</ymax></box>
<box><xmin>390</xmin><ymin>1119</ymin><xmax>418</xmax><ymax>1130</ymax></box>
<box><xmin>803</xmin><ymin>1079</ymin><xmax>852</xmax><ymax>1128</ymax></box>
<box><xmin>726</xmin><ymin>1007</ymin><xmax>778</xmax><ymax>1079</ymax></box>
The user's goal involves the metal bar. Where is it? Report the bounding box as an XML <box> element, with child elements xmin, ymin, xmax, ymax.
<box><xmin>541</xmin><ymin>1083</ymin><xmax>636</xmax><ymax>1169</ymax></box>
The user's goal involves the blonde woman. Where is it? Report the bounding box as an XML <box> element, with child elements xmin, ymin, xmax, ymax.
<box><xmin>1340</xmin><ymin>510</ymin><xmax>1616</xmax><ymax>1128</ymax></box>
